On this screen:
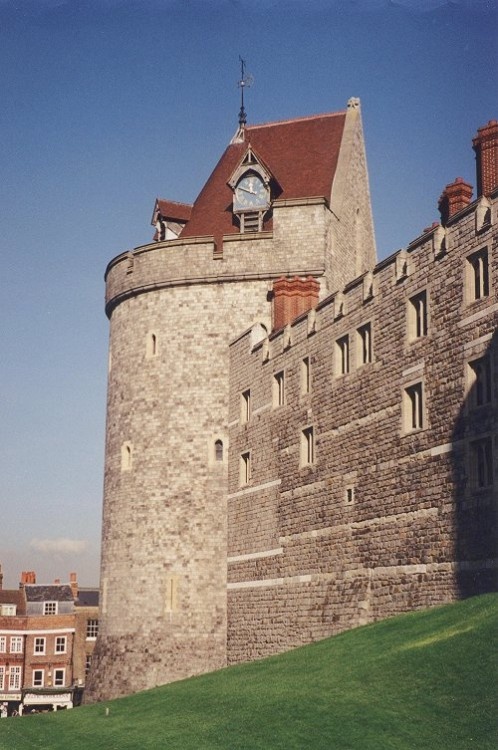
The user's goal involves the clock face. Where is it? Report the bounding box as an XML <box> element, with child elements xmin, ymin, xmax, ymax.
<box><xmin>234</xmin><ymin>174</ymin><xmax>268</xmax><ymax>210</ymax></box>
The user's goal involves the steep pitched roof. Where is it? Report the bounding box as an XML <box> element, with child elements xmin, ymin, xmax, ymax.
<box><xmin>0</xmin><ymin>589</ymin><xmax>26</xmax><ymax>614</ymax></box>
<box><xmin>179</xmin><ymin>111</ymin><xmax>346</xmax><ymax>245</ymax></box>
<box><xmin>24</xmin><ymin>584</ymin><xmax>74</xmax><ymax>602</ymax></box>
<box><xmin>154</xmin><ymin>199</ymin><xmax>192</xmax><ymax>223</ymax></box>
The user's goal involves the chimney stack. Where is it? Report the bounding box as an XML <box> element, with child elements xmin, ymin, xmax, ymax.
<box><xmin>438</xmin><ymin>177</ymin><xmax>473</xmax><ymax>226</ymax></box>
<box><xmin>20</xmin><ymin>571</ymin><xmax>36</xmax><ymax>586</ymax></box>
<box><xmin>273</xmin><ymin>277</ymin><xmax>320</xmax><ymax>331</ymax></box>
<box><xmin>473</xmin><ymin>119</ymin><xmax>498</xmax><ymax>197</ymax></box>
<box><xmin>0</xmin><ymin>564</ymin><xmax>3</xmax><ymax>591</ymax></box>
<box><xmin>69</xmin><ymin>572</ymin><xmax>78</xmax><ymax>599</ymax></box>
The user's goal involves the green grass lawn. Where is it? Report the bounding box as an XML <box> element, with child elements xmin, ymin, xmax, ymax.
<box><xmin>1</xmin><ymin>593</ymin><xmax>496</xmax><ymax>750</ymax></box>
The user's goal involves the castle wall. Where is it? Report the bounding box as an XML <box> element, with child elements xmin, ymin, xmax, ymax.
<box><xmin>227</xmin><ymin>194</ymin><xmax>497</xmax><ymax>664</ymax></box>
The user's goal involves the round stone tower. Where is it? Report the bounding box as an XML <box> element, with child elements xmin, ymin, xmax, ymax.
<box><xmin>85</xmin><ymin>102</ymin><xmax>376</xmax><ymax>702</ymax></box>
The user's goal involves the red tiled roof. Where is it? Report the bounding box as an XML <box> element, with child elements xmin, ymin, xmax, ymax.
<box><xmin>155</xmin><ymin>199</ymin><xmax>192</xmax><ymax>223</ymax></box>
<box><xmin>179</xmin><ymin>111</ymin><xmax>346</xmax><ymax>245</ymax></box>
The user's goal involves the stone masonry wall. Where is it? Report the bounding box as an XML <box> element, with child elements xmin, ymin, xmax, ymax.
<box><xmin>227</xmin><ymin>193</ymin><xmax>497</xmax><ymax>664</ymax></box>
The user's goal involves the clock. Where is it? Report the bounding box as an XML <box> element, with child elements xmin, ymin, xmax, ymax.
<box><xmin>234</xmin><ymin>173</ymin><xmax>269</xmax><ymax>211</ymax></box>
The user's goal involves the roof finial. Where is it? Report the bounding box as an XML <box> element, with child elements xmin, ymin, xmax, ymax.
<box><xmin>237</xmin><ymin>56</ymin><xmax>253</xmax><ymax>128</ymax></box>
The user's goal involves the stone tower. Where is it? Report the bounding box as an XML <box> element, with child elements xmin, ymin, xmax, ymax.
<box><xmin>85</xmin><ymin>98</ymin><xmax>376</xmax><ymax>702</ymax></box>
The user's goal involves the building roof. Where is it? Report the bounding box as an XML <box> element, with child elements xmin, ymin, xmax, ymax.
<box><xmin>0</xmin><ymin>589</ymin><xmax>26</xmax><ymax>614</ymax></box>
<box><xmin>75</xmin><ymin>588</ymin><xmax>99</xmax><ymax>607</ymax></box>
<box><xmin>154</xmin><ymin>199</ymin><xmax>192</xmax><ymax>223</ymax></box>
<box><xmin>178</xmin><ymin>111</ymin><xmax>346</xmax><ymax>246</ymax></box>
<box><xmin>24</xmin><ymin>584</ymin><xmax>74</xmax><ymax>602</ymax></box>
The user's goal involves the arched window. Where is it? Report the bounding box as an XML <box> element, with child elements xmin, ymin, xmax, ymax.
<box><xmin>146</xmin><ymin>332</ymin><xmax>158</xmax><ymax>358</ymax></box>
<box><xmin>214</xmin><ymin>439</ymin><xmax>223</xmax><ymax>462</ymax></box>
<box><xmin>121</xmin><ymin>442</ymin><xmax>133</xmax><ymax>471</ymax></box>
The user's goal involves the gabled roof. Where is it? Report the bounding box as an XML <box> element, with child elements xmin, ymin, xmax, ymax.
<box><xmin>0</xmin><ymin>589</ymin><xmax>26</xmax><ymax>614</ymax></box>
<box><xmin>153</xmin><ymin>199</ymin><xmax>192</xmax><ymax>223</ymax></box>
<box><xmin>24</xmin><ymin>584</ymin><xmax>74</xmax><ymax>602</ymax></box>
<box><xmin>178</xmin><ymin>111</ymin><xmax>346</xmax><ymax>245</ymax></box>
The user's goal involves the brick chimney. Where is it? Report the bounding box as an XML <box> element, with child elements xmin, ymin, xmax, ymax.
<box><xmin>69</xmin><ymin>572</ymin><xmax>78</xmax><ymax>599</ymax></box>
<box><xmin>473</xmin><ymin>119</ymin><xmax>498</xmax><ymax>197</ymax></box>
<box><xmin>20</xmin><ymin>571</ymin><xmax>36</xmax><ymax>585</ymax></box>
<box><xmin>438</xmin><ymin>177</ymin><xmax>473</xmax><ymax>225</ymax></box>
<box><xmin>273</xmin><ymin>276</ymin><xmax>320</xmax><ymax>331</ymax></box>
<box><xmin>0</xmin><ymin>564</ymin><xmax>3</xmax><ymax>591</ymax></box>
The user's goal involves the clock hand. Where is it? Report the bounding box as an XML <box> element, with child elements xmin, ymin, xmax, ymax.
<box><xmin>239</xmin><ymin>186</ymin><xmax>256</xmax><ymax>194</ymax></box>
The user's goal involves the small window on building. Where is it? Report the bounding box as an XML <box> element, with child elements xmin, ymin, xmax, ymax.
<box><xmin>85</xmin><ymin>654</ymin><xmax>92</xmax><ymax>676</ymax></box>
<box><xmin>0</xmin><ymin>604</ymin><xmax>16</xmax><ymax>616</ymax></box>
<box><xmin>240</xmin><ymin>451</ymin><xmax>251</xmax><ymax>486</ymax></box>
<box><xmin>55</xmin><ymin>636</ymin><xmax>67</xmax><ymax>654</ymax></box>
<box><xmin>273</xmin><ymin>371</ymin><xmax>285</xmax><ymax>407</ymax></box>
<box><xmin>43</xmin><ymin>601</ymin><xmax>58</xmax><ymax>615</ymax></box>
<box><xmin>9</xmin><ymin>666</ymin><xmax>21</xmax><ymax>690</ymax></box>
<box><xmin>86</xmin><ymin>619</ymin><xmax>99</xmax><ymax>640</ymax></box>
<box><xmin>121</xmin><ymin>442</ymin><xmax>133</xmax><ymax>471</ymax></box>
<box><xmin>146</xmin><ymin>332</ymin><xmax>158</xmax><ymax>358</ymax></box>
<box><xmin>165</xmin><ymin>576</ymin><xmax>178</xmax><ymax>612</ymax></box>
<box><xmin>241</xmin><ymin>389</ymin><xmax>251</xmax><ymax>423</ymax></box>
<box><xmin>214</xmin><ymin>439</ymin><xmax>224</xmax><ymax>462</ymax></box>
<box><xmin>0</xmin><ymin>636</ymin><xmax>6</xmax><ymax>653</ymax></box>
<box><xmin>10</xmin><ymin>636</ymin><xmax>23</xmax><ymax>653</ymax></box>
<box><xmin>345</xmin><ymin>486</ymin><xmax>355</xmax><ymax>504</ymax></box>
<box><xmin>301</xmin><ymin>426</ymin><xmax>315</xmax><ymax>466</ymax></box>
<box><xmin>34</xmin><ymin>637</ymin><xmax>46</xmax><ymax>655</ymax></box>
<box><xmin>471</xmin><ymin>438</ymin><xmax>494</xmax><ymax>489</ymax></box>
<box><xmin>467</xmin><ymin>248</ymin><xmax>489</xmax><ymax>301</ymax></box>
<box><xmin>336</xmin><ymin>335</ymin><xmax>350</xmax><ymax>375</ymax></box>
<box><xmin>33</xmin><ymin>669</ymin><xmax>44</xmax><ymax>687</ymax></box>
<box><xmin>0</xmin><ymin>666</ymin><xmax>4</xmax><ymax>691</ymax></box>
<box><xmin>468</xmin><ymin>356</ymin><xmax>492</xmax><ymax>407</ymax></box>
<box><xmin>404</xmin><ymin>382</ymin><xmax>425</xmax><ymax>432</ymax></box>
<box><xmin>53</xmin><ymin>668</ymin><xmax>65</xmax><ymax>687</ymax></box>
<box><xmin>301</xmin><ymin>357</ymin><xmax>311</xmax><ymax>394</ymax></box>
<box><xmin>408</xmin><ymin>291</ymin><xmax>428</xmax><ymax>340</ymax></box>
<box><xmin>357</xmin><ymin>323</ymin><xmax>372</xmax><ymax>365</ymax></box>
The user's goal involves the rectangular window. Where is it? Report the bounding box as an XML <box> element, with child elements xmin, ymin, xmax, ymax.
<box><xmin>241</xmin><ymin>389</ymin><xmax>251</xmax><ymax>423</ymax></box>
<box><xmin>345</xmin><ymin>486</ymin><xmax>355</xmax><ymax>504</ymax></box>
<box><xmin>85</xmin><ymin>654</ymin><xmax>92</xmax><ymax>675</ymax></box>
<box><xmin>408</xmin><ymin>291</ymin><xmax>428</xmax><ymax>339</ymax></box>
<box><xmin>404</xmin><ymin>382</ymin><xmax>425</xmax><ymax>431</ymax></box>
<box><xmin>336</xmin><ymin>335</ymin><xmax>350</xmax><ymax>375</ymax></box>
<box><xmin>9</xmin><ymin>666</ymin><xmax>21</xmax><ymax>690</ymax></box>
<box><xmin>34</xmin><ymin>637</ymin><xmax>46</xmax><ymax>655</ymax></box>
<box><xmin>0</xmin><ymin>637</ymin><xmax>6</xmax><ymax>653</ymax></box>
<box><xmin>53</xmin><ymin>668</ymin><xmax>65</xmax><ymax>687</ymax></box>
<box><xmin>301</xmin><ymin>426</ymin><xmax>315</xmax><ymax>466</ymax></box>
<box><xmin>468</xmin><ymin>356</ymin><xmax>492</xmax><ymax>407</ymax></box>
<box><xmin>0</xmin><ymin>666</ymin><xmax>4</xmax><ymax>691</ymax></box>
<box><xmin>240</xmin><ymin>451</ymin><xmax>251</xmax><ymax>486</ymax></box>
<box><xmin>43</xmin><ymin>601</ymin><xmax>57</xmax><ymax>615</ymax></box>
<box><xmin>0</xmin><ymin>604</ymin><xmax>16</xmax><ymax>616</ymax></box>
<box><xmin>273</xmin><ymin>371</ymin><xmax>285</xmax><ymax>407</ymax></box>
<box><xmin>55</xmin><ymin>636</ymin><xmax>67</xmax><ymax>654</ymax></box>
<box><xmin>467</xmin><ymin>248</ymin><xmax>489</xmax><ymax>301</ymax></box>
<box><xmin>301</xmin><ymin>356</ymin><xmax>311</xmax><ymax>394</ymax></box>
<box><xmin>33</xmin><ymin>669</ymin><xmax>44</xmax><ymax>687</ymax></box>
<box><xmin>10</xmin><ymin>636</ymin><xmax>23</xmax><ymax>654</ymax></box>
<box><xmin>471</xmin><ymin>438</ymin><xmax>494</xmax><ymax>489</ymax></box>
<box><xmin>86</xmin><ymin>619</ymin><xmax>99</xmax><ymax>640</ymax></box>
<box><xmin>357</xmin><ymin>323</ymin><xmax>372</xmax><ymax>365</ymax></box>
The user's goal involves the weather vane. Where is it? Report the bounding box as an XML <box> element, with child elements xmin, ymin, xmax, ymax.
<box><xmin>237</xmin><ymin>56</ymin><xmax>254</xmax><ymax>127</ymax></box>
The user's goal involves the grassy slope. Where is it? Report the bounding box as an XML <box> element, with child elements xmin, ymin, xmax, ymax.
<box><xmin>1</xmin><ymin>593</ymin><xmax>496</xmax><ymax>750</ymax></box>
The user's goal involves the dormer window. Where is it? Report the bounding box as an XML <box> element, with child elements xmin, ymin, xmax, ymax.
<box><xmin>43</xmin><ymin>601</ymin><xmax>58</xmax><ymax>615</ymax></box>
<box><xmin>0</xmin><ymin>604</ymin><xmax>16</xmax><ymax>616</ymax></box>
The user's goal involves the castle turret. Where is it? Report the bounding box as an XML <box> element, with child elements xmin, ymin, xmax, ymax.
<box><xmin>85</xmin><ymin>100</ymin><xmax>376</xmax><ymax>702</ymax></box>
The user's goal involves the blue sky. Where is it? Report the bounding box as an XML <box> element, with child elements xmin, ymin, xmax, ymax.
<box><xmin>0</xmin><ymin>0</ymin><xmax>496</xmax><ymax>588</ymax></box>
